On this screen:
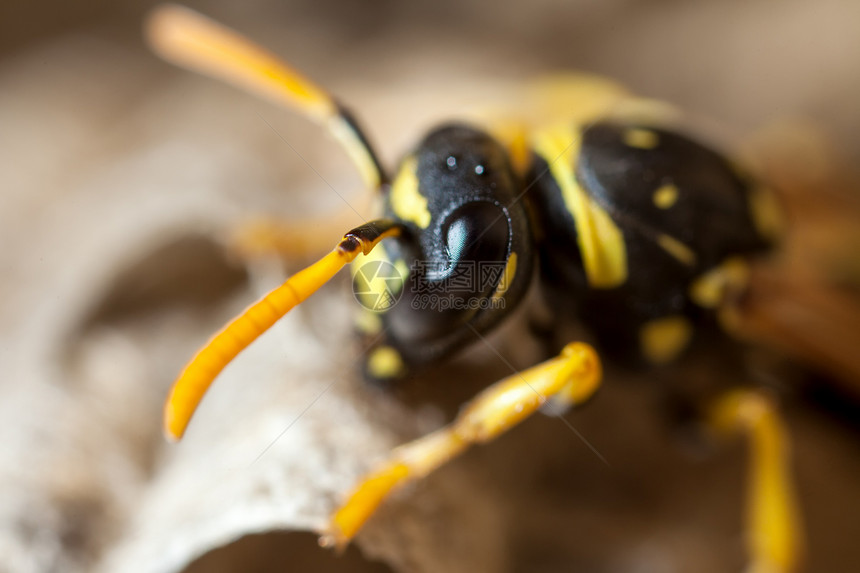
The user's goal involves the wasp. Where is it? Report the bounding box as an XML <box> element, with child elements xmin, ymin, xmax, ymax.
<box><xmin>146</xmin><ymin>5</ymin><xmax>804</xmax><ymax>571</ymax></box>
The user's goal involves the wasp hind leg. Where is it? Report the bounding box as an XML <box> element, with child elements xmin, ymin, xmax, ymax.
<box><xmin>708</xmin><ymin>390</ymin><xmax>803</xmax><ymax>573</ymax></box>
<box><xmin>320</xmin><ymin>341</ymin><xmax>603</xmax><ymax>550</ymax></box>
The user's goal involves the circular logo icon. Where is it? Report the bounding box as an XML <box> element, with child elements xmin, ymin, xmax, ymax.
<box><xmin>352</xmin><ymin>260</ymin><xmax>404</xmax><ymax>311</ymax></box>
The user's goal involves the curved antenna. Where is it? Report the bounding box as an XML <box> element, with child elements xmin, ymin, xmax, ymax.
<box><xmin>164</xmin><ymin>220</ymin><xmax>402</xmax><ymax>440</ymax></box>
<box><xmin>145</xmin><ymin>4</ymin><xmax>387</xmax><ymax>188</ymax></box>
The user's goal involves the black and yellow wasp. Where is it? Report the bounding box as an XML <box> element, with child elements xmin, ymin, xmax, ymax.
<box><xmin>147</xmin><ymin>5</ymin><xmax>802</xmax><ymax>571</ymax></box>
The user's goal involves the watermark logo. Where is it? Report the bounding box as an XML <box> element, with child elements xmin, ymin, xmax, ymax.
<box><xmin>352</xmin><ymin>260</ymin><xmax>404</xmax><ymax>311</ymax></box>
<box><xmin>410</xmin><ymin>294</ymin><xmax>506</xmax><ymax>312</ymax></box>
<box><xmin>352</xmin><ymin>259</ymin><xmax>509</xmax><ymax>312</ymax></box>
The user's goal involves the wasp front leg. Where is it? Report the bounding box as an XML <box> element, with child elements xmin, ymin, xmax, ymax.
<box><xmin>708</xmin><ymin>390</ymin><xmax>803</xmax><ymax>573</ymax></box>
<box><xmin>321</xmin><ymin>341</ymin><xmax>602</xmax><ymax>549</ymax></box>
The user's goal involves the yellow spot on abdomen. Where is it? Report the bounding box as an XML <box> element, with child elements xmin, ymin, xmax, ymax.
<box><xmin>390</xmin><ymin>156</ymin><xmax>431</xmax><ymax>228</ymax></box>
<box><xmin>640</xmin><ymin>316</ymin><xmax>693</xmax><ymax>364</ymax></box>
<box><xmin>367</xmin><ymin>345</ymin><xmax>405</xmax><ymax>379</ymax></box>
<box><xmin>656</xmin><ymin>234</ymin><xmax>697</xmax><ymax>266</ymax></box>
<box><xmin>748</xmin><ymin>186</ymin><xmax>784</xmax><ymax>242</ymax></box>
<box><xmin>652</xmin><ymin>183</ymin><xmax>679</xmax><ymax>209</ymax></box>
<box><xmin>623</xmin><ymin>128</ymin><xmax>659</xmax><ymax>150</ymax></box>
<box><xmin>689</xmin><ymin>257</ymin><xmax>750</xmax><ymax>309</ymax></box>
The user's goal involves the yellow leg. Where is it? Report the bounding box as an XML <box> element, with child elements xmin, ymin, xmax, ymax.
<box><xmin>320</xmin><ymin>341</ymin><xmax>602</xmax><ymax>549</ymax></box>
<box><xmin>709</xmin><ymin>390</ymin><xmax>803</xmax><ymax>573</ymax></box>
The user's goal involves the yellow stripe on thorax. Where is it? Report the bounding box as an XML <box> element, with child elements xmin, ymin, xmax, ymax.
<box><xmin>532</xmin><ymin>125</ymin><xmax>628</xmax><ymax>289</ymax></box>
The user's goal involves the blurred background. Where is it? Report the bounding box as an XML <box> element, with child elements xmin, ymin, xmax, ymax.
<box><xmin>1</xmin><ymin>1</ymin><xmax>859</xmax><ymax>572</ymax></box>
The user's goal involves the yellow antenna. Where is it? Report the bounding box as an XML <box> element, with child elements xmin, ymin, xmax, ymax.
<box><xmin>146</xmin><ymin>4</ymin><xmax>387</xmax><ymax>188</ymax></box>
<box><xmin>163</xmin><ymin>221</ymin><xmax>402</xmax><ymax>440</ymax></box>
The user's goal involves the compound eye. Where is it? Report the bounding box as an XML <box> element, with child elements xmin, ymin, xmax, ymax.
<box><xmin>443</xmin><ymin>202</ymin><xmax>510</xmax><ymax>294</ymax></box>
<box><xmin>387</xmin><ymin>202</ymin><xmax>510</xmax><ymax>345</ymax></box>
